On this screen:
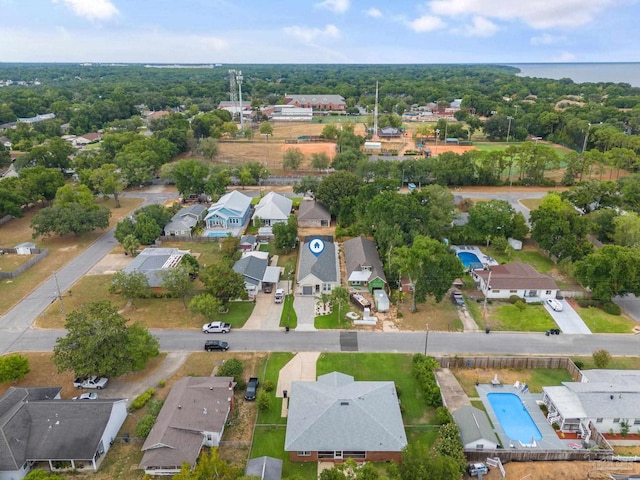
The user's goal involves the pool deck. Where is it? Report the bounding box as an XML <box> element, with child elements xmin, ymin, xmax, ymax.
<box><xmin>453</xmin><ymin>245</ymin><xmax>500</xmax><ymax>268</ymax></box>
<box><xmin>476</xmin><ymin>383</ymin><xmax>583</xmax><ymax>451</ymax></box>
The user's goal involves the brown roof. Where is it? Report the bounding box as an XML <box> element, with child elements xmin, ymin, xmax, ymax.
<box><xmin>140</xmin><ymin>376</ymin><xmax>234</xmax><ymax>471</ymax></box>
<box><xmin>473</xmin><ymin>262</ymin><xmax>558</xmax><ymax>290</ymax></box>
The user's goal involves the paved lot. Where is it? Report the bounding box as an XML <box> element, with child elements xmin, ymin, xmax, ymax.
<box><xmin>243</xmin><ymin>292</ymin><xmax>283</xmax><ymax>330</ymax></box>
<box><xmin>293</xmin><ymin>295</ymin><xmax>317</xmax><ymax>331</ymax></box>
<box><xmin>544</xmin><ymin>299</ymin><xmax>591</xmax><ymax>334</ymax></box>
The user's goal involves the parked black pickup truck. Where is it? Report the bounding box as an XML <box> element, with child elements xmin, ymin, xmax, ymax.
<box><xmin>245</xmin><ymin>377</ymin><xmax>259</xmax><ymax>401</ymax></box>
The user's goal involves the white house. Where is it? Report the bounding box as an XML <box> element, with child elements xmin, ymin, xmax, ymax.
<box><xmin>472</xmin><ymin>262</ymin><xmax>559</xmax><ymax>301</ymax></box>
<box><xmin>542</xmin><ymin>370</ymin><xmax>640</xmax><ymax>439</ymax></box>
<box><xmin>296</xmin><ymin>236</ymin><xmax>340</xmax><ymax>296</ymax></box>
<box><xmin>252</xmin><ymin>192</ymin><xmax>292</xmax><ymax>227</ymax></box>
<box><xmin>452</xmin><ymin>406</ymin><xmax>500</xmax><ymax>450</ymax></box>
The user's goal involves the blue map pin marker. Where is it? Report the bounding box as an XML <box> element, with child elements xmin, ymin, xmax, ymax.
<box><xmin>309</xmin><ymin>238</ymin><xmax>325</xmax><ymax>257</ymax></box>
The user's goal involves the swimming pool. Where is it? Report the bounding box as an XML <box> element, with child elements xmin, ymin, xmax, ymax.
<box><xmin>207</xmin><ymin>231</ymin><xmax>232</xmax><ymax>238</ymax></box>
<box><xmin>487</xmin><ymin>393</ymin><xmax>542</xmax><ymax>443</ymax></box>
<box><xmin>457</xmin><ymin>251</ymin><xmax>482</xmax><ymax>268</ymax></box>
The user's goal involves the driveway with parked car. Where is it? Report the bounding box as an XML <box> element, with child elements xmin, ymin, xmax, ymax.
<box><xmin>544</xmin><ymin>299</ymin><xmax>591</xmax><ymax>334</ymax></box>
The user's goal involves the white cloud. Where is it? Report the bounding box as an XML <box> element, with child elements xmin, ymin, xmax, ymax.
<box><xmin>314</xmin><ymin>0</ymin><xmax>349</xmax><ymax>13</ymax></box>
<box><xmin>530</xmin><ymin>33</ymin><xmax>566</xmax><ymax>46</ymax></box>
<box><xmin>550</xmin><ymin>50</ymin><xmax>577</xmax><ymax>62</ymax></box>
<box><xmin>465</xmin><ymin>16</ymin><xmax>498</xmax><ymax>36</ymax></box>
<box><xmin>366</xmin><ymin>7</ymin><xmax>382</xmax><ymax>18</ymax></box>
<box><xmin>427</xmin><ymin>0</ymin><xmax>617</xmax><ymax>29</ymax></box>
<box><xmin>283</xmin><ymin>24</ymin><xmax>340</xmax><ymax>43</ymax></box>
<box><xmin>52</xmin><ymin>0</ymin><xmax>119</xmax><ymax>20</ymax></box>
<box><xmin>408</xmin><ymin>15</ymin><xmax>446</xmax><ymax>32</ymax></box>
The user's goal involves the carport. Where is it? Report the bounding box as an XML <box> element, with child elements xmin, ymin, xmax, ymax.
<box><xmin>544</xmin><ymin>299</ymin><xmax>591</xmax><ymax>334</ymax></box>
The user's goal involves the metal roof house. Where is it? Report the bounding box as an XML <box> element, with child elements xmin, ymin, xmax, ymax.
<box><xmin>164</xmin><ymin>204</ymin><xmax>207</xmax><ymax>237</ymax></box>
<box><xmin>343</xmin><ymin>237</ymin><xmax>387</xmax><ymax>294</ymax></box>
<box><xmin>140</xmin><ymin>376</ymin><xmax>234</xmax><ymax>476</ymax></box>
<box><xmin>252</xmin><ymin>192</ymin><xmax>292</xmax><ymax>227</ymax></box>
<box><xmin>452</xmin><ymin>405</ymin><xmax>499</xmax><ymax>450</ymax></box>
<box><xmin>472</xmin><ymin>262</ymin><xmax>559</xmax><ymax>301</ymax></box>
<box><xmin>297</xmin><ymin>199</ymin><xmax>330</xmax><ymax>228</ymax></box>
<box><xmin>204</xmin><ymin>190</ymin><xmax>252</xmax><ymax>234</ymax></box>
<box><xmin>123</xmin><ymin>247</ymin><xmax>190</xmax><ymax>288</ymax></box>
<box><xmin>0</xmin><ymin>387</ymin><xmax>127</xmax><ymax>479</ymax></box>
<box><xmin>296</xmin><ymin>236</ymin><xmax>339</xmax><ymax>296</ymax></box>
<box><xmin>542</xmin><ymin>370</ymin><xmax>640</xmax><ymax>438</ymax></box>
<box><xmin>284</xmin><ymin>372</ymin><xmax>407</xmax><ymax>463</ymax></box>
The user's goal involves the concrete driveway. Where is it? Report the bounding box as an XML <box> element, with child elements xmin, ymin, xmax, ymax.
<box><xmin>614</xmin><ymin>294</ymin><xmax>640</xmax><ymax>323</ymax></box>
<box><xmin>243</xmin><ymin>293</ymin><xmax>283</xmax><ymax>330</ymax></box>
<box><xmin>293</xmin><ymin>295</ymin><xmax>317</xmax><ymax>331</ymax></box>
<box><xmin>544</xmin><ymin>299</ymin><xmax>592</xmax><ymax>334</ymax></box>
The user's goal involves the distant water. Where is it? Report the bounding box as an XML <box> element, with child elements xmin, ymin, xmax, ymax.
<box><xmin>507</xmin><ymin>63</ymin><xmax>640</xmax><ymax>87</ymax></box>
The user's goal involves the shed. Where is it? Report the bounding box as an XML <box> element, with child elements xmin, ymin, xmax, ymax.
<box><xmin>364</xmin><ymin>141</ymin><xmax>382</xmax><ymax>150</ymax></box>
<box><xmin>15</xmin><ymin>242</ymin><xmax>36</xmax><ymax>255</ymax></box>
<box><xmin>508</xmin><ymin>238</ymin><xmax>523</xmax><ymax>251</ymax></box>
<box><xmin>373</xmin><ymin>289</ymin><xmax>390</xmax><ymax>312</ymax></box>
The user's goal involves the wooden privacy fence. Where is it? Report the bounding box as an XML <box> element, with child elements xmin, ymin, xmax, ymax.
<box><xmin>433</xmin><ymin>355</ymin><xmax>583</xmax><ymax>382</ymax></box>
<box><xmin>0</xmin><ymin>249</ymin><xmax>49</xmax><ymax>279</ymax></box>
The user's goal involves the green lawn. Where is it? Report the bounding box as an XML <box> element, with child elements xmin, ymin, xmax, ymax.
<box><xmin>485</xmin><ymin>246</ymin><xmax>556</xmax><ymax>274</ymax></box>
<box><xmin>159</xmin><ymin>241</ymin><xmax>225</xmax><ymax>267</ymax></box>
<box><xmin>279</xmin><ymin>295</ymin><xmax>297</xmax><ymax>329</ymax></box>
<box><xmin>250</xmin><ymin>427</ymin><xmax>317</xmax><ymax>479</ymax></box>
<box><xmin>220</xmin><ymin>301</ymin><xmax>256</xmax><ymax>328</ymax></box>
<box><xmin>489</xmin><ymin>304</ymin><xmax>557</xmax><ymax>332</ymax></box>
<box><xmin>574</xmin><ymin>305</ymin><xmax>638</xmax><ymax>333</ymax></box>
<box><xmin>316</xmin><ymin>353</ymin><xmax>432</xmax><ymax>424</ymax></box>
<box><xmin>520</xmin><ymin>198</ymin><xmax>543</xmax><ymax>210</ymax></box>
<box><xmin>571</xmin><ymin>356</ymin><xmax>640</xmax><ymax>370</ymax></box>
<box><xmin>527</xmin><ymin>369</ymin><xmax>574</xmax><ymax>393</ymax></box>
<box><xmin>257</xmin><ymin>352</ymin><xmax>295</xmax><ymax>425</ymax></box>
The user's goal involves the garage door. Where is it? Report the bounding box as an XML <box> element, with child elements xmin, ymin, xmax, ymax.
<box><xmin>302</xmin><ymin>286</ymin><xmax>313</xmax><ymax>295</ymax></box>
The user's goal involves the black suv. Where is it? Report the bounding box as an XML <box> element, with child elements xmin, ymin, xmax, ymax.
<box><xmin>204</xmin><ymin>340</ymin><xmax>229</xmax><ymax>351</ymax></box>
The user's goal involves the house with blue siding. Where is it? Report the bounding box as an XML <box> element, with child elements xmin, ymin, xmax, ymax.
<box><xmin>204</xmin><ymin>191</ymin><xmax>252</xmax><ymax>235</ymax></box>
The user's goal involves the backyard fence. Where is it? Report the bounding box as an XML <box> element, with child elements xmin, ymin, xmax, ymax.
<box><xmin>434</xmin><ymin>355</ymin><xmax>583</xmax><ymax>382</ymax></box>
<box><xmin>157</xmin><ymin>235</ymin><xmax>221</xmax><ymax>243</ymax></box>
<box><xmin>464</xmin><ymin>447</ymin><xmax>614</xmax><ymax>463</ymax></box>
<box><xmin>0</xmin><ymin>248</ymin><xmax>49</xmax><ymax>279</ymax></box>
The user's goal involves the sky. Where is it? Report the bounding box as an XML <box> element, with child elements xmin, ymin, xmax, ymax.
<box><xmin>1</xmin><ymin>0</ymin><xmax>639</xmax><ymax>64</ymax></box>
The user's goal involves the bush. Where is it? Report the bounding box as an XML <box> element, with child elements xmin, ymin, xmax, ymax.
<box><xmin>574</xmin><ymin>360</ymin><xmax>584</xmax><ymax>370</ymax></box>
<box><xmin>158</xmin><ymin>379</ymin><xmax>166</xmax><ymax>388</ymax></box>
<box><xmin>602</xmin><ymin>302</ymin><xmax>621</xmax><ymax>315</ymax></box>
<box><xmin>514</xmin><ymin>300</ymin><xmax>526</xmax><ymax>311</ymax></box>
<box><xmin>577</xmin><ymin>298</ymin><xmax>598</xmax><ymax>308</ymax></box>
<box><xmin>147</xmin><ymin>399</ymin><xmax>164</xmax><ymax>417</ymax></box>
<box><xmin>436</xmin><ymin>406</ymin><xmax>453</xmax><ymax>425</ymax></box>
<box><xmin>508</xmin><ymin>295</ymin><xmax>521</xmax><ymax>304</ymax></box>
<box><xmin>217</xmin><ymin>358</ymin><xmax>244</xmax><ymax>386</ymax></box>
<box><xmin>262</xmin><ymin>380</ymin><xmax>274</xmax><ymax>392</ymax></box>
<box><xmin>135</xmin><ymin>414</ymin><xmax>156</xmax><ymax>438</ymax></box>
<box><xmin>130</xmin><ymin>388</ymin><xmax>155</xmax><ymax>411</ymax></box>
<box><xmin>552</xmin><ymin>422</ymin><xmax>560</xmax><ymax>430</ymax></box>
<box><xmin>593</xmin><ymin>349</ymin><xmax>612</xmax><ymax>369</ymax></box>
<box><xmin>257</xmin><ymin>391</ymin><xmax>271</xmax><ymax>412</ymax></box>
<box><xmin>0</xmin><ymin>354</ymin><xmax>30</xmax><ymax>383</ymax></box>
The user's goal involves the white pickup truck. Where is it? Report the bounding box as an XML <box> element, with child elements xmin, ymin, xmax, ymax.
<box><xmin>73</xmin><ymin>376</ymin><xmax>109</xmax><ymax>389</ymax></box>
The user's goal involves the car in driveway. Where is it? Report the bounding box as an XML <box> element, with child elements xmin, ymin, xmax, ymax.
<box><xmin>546</xmin><ymin>298</ymin><xmax>563</xmax><ymax>312</ymax></box>
<box><xmin>73</xmin><ymin>392</ymin><xmax>98</xmax><ymax>400</ymax></box>
<box><xmin>73</xmin><ymin>376</ymin><xmax>108</xmax><ymax>389</ymax></box>
<box><xmin>468</xmin><ymin>463</ymin><xmax>489</xmax><ymax>477</ymax></box>
<box><xmin>274</xmin><ymin>288</ymin><xmax>285</xmax><ymax>304</ymax></box>
<box><xmin>245</xmin><ymin>377</ymin><xmax>259</xmax><ymax>401</ymax></box>
<box><xmin>451</xmin><ymin>290</ymin><xmax>465</xmax><ymax>306</ymax></box>
<box><xmin>204</xmin><ymin>340</ymin><xmax>229</xmax><ymax>351</ymax></box>
<box><xmin>202</xmin><ymin>321</ymin><xmax>231</xmax><ymax>333</ymax></box>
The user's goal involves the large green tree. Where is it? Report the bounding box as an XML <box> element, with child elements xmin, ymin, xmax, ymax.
<box><xmin>316</xmin><ymin>171</ymin><xmax>362</xmax><ymax>218</ymax></box>
<box><xmin>31</xmin><ymin>202</ymin><xmax>111</xmax><ymax>238</ymax></box>
<box><xmin>574</xmin><ymin>245</ymin><xmax>640</xmax><ymax>301</ymax></box>
<box><xmin>19</xmin><ymin>166</ymin><xmax>65</xmax><ymax>205</ymax></box>
<box><xmin>272</xmin><ymin>215</ymin><xmax>298</xmax><ymax>253</ymax></box>
<box><xmin>53</xmin><ymin>301</ymin><xmax>159</xmax><ymax>378</ymax></box>
<box><xmin>91</xmin><ymin>163</ymin><xmax>127</xmax><ymax>208</ymax></box>
<box><xmin>467</xmin><ymin>199</ymin><xmax>514</xmax><ymax>247</ymax></box>
<box><xmin>200</xmin><ymin>262</ymin><xmax>248</xmax><ymax>305</ymax></box>
<box><xmin>109</xmin><ymin>271</ymin><xmax>151</xmax><ymax>306</ymax></box>
<box><xmin>163</xmin><ymin>158</ymin><xmax>210</xmax><ymax>197</ymax></box>
<box><xmin>161</xmin><ymin>266</ymin><xmax>193</xmax><ymax>309</ymax></box>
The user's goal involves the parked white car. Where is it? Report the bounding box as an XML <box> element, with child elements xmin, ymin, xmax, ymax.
<box><xmin>73</xmin><ymin>392</ymin><xmax>98</xmax><ymax>400</ymax></box>
<box><xmin>73</xmin><ymin>376</ymin><xmax>108</xmax><ymax>389</ymax></box>
<box><xmin>202</xmin><ymin>321</ymin><xmax>231</xmax><ymax>333</ymax></box>
<box><xmin>546</xmin><ymin>298</ymin><xmax>563</xmax><ymax>312</ymax></box>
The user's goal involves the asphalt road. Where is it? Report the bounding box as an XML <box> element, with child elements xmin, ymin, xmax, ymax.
<box><xmin>7</xmin><ymin>329</ymin><xmax>640</xmax><ymax>357</ymax></box>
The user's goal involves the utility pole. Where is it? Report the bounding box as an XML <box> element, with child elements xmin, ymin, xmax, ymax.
<box><xmin>482</xmin><ymin>269</ymin><xmax>492</xmax><ymax>333</ymax></box>
<box><xmin>424</xmin><ymin>323</ymin><xmax>429</xmax><ymax>356</ymax></box>
<box><xmin>52</xmin><ymin>270</ymin><xmax>65</xmax><ymax>316</ymax></box>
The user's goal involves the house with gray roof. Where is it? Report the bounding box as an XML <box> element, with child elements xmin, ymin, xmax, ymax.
<box><xmin>245</xmin><ymin>456</ymin><xmax>282</xmax><ymax>480</ymax></box>
<box><xmin>284</xmin><ymin>372</ymin><xmax>407</xmax><ymax>463</ymax></box>
<box><xmin>164</xmin><ymin>204</ymin><xmax>207</xmax><ymax>237</ymax></box>
<box><xmin>233</xmin><ymin>252</ymin><xmax>281</xmax><ymax>294</ymax></box>
<box><xmin>343</xmin><ymin>237</ymin><xmax>387</xmax><ymax>294</ymax></box>
<box><xmin>140</xmin><ymin>376</ymin><xmax>234</xmax><ymax>476</ymax></box>
<box><xmin>204</xmin><ymin>190</ymin><xmax>252</xmax><ymax>235</ymax></box>
<box><xmin>452</xmin><ymin>406</ymin><xmax>499</xmax><ymax>450</ymax></box>
<box><xmin>542</xmin><ymin>370</ymin><xmax>640</xmax><ymax>439</ymax></box>
<box><xmin>252</xmin><ymin>191</ymin><xmax>292</xmax><ymax>227</ymax></box>
<box><xmin>0</xmin><ymin>386</ymin><xmax>127</xmax><ymax>480</ymax></box>
<box><xmin>123</xmin><ymin>247</ymin><xmax>190</xmax><ymax>288</ymax></box>
<box><xmin>472</xmin><ymin>262</ymin><xmax>559</xmax><ymax>301</ymax></box>
<box><xmin>297</xmin><ymin>199</ymin><xmax>330</xmax><ymax>228</ymax></box>
<box><xmin>296</xmin><ymin>236</ymin><xmax>339</xmax><ymax>296</ymax></box>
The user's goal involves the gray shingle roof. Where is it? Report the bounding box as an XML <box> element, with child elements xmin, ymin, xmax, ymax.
<box><xmin>233</xmin><ymin>255</ymin><xmax>268</xmax><ymax>285</ymax></box>
<box><xmin>140</xmin><ymin>377</ymin><xmax>233</xmax><ymax>471</ymax></box>
<box><xmin>473</xmin><ymin>262</ymin><xmax>558</xmax><ymax>290</ymax></box>
<box><xmin>284</xmin><ymin>372</ymin><xmax>407</xmax><ymax>452</ymax></box>
<box><xmin>164</xmin><ymin>205</ymin><xmax>207</xmax><ymax>234</ymax></box>
<box><xmin>343</xmin><ymin>237</ymin><xmax>387</xmax><ymax>285</ymax></box>
<box><xmin>452</xmin><ymin>406</ymin><xmax>498</xmax><ymax>448</ymax></box>
<box><xmin>245</xmin><ymin>456</ymin><xmax>283</xmax><ymax>480</ymax></box>
<box><xmin>297</xmin><ymin>199</ymin><xmax>330</xmax><ymax>221</ymax></box>
<box><xmin>297</xmin><ymin>236</ymin><xmax>338</xmax><ymax>283</ymax></box>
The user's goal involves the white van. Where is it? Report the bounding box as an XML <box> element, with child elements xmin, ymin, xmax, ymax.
<box><xmin>274</xmin><ymin>289</ymin><xmax>285</xmax><ymax>304</ymax></box>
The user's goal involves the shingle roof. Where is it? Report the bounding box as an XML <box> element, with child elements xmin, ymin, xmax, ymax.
<box><xmin>253</xmin><ymin>192</ymin><xmax>292</xmax><ymax>222</ymax></box>
<box><xmin>284</xmin><ymin>372</ymin><xmax>407</xmax><ymax>452</ymax></box>
<box><xmin>297</xmin><ymin>236</ymin><xmax>338</xmax><ymax>283</ymax></box>
<box><xmin>123</xmin><ymin>248</ymin><xmax>189</xmax><ymax>287</ymax></box>
<box><xmin>205</xmin><ymin>190</ymin><xmax>251</xmax><ymax>222</ymax></box>
<box><xmin>285</xmin><ymin>94</ymin><xmax>345</xmax><ymax>106</ymax></box>
<box><xmin>164</xmin><ymin>205</ymin><xmax>206</xmax><ymax>234</ymax></box>
<box><xmin>473</xmin><ymin>262</ymin><xmax>558</xmax><ymax>290</ymax></box>
<box><xmin>343</xmin><ymin>237</ymin><xmax>387</xmax><ymax>285</ymax></box>
<box><xmin>140</xmin><ymin>377</ymin><xmax>233</xmax><ymax>471</ymax></box>
<box><xmin>452</xmin><ymin>406</ymin><xmax>498</xmax><ymax>448</ymax></box>
<box><xmin>233</xmin><ymin>255</ymin><xmax>268</xmax><ymax>285</ymax></box>
<box><xmin>297</xmin><ymin>199</ymin><xmax>330</xmax><ymax>221</ymax></box>
<box><xmin>245</xmin><ymin>456</ymin><xmax>283</xmax><ymax>480</ymax></box>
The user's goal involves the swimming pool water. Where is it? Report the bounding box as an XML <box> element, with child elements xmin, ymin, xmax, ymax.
<box><xmin>487</xmin><ymin>392</ymin><xmax>542</xmax><ymax>443</ymax></box>
<box><xmin>457</xmin><ymin>251</ymin><xmax>482</xmax><ymax>268</ymax></box>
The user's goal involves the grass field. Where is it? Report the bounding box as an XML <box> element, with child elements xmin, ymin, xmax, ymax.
<box><xmin>0</xmin><ymin>197</ymin><xmax>143</xmax><ymax>316</ymax></box>
<box><xmin>489</xmin><ymin>303</ymin><xmax>558</xmax><ymax>332</ymax></box>
<box><xmin>572</xmin><ymin>303</ymin><xmax>638</xmax><ymax>333</ymax></box>
<box><xmin>453</xmin><ymin>367</ymin><xmax>574</xmax><ymax>397</ymax></box>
